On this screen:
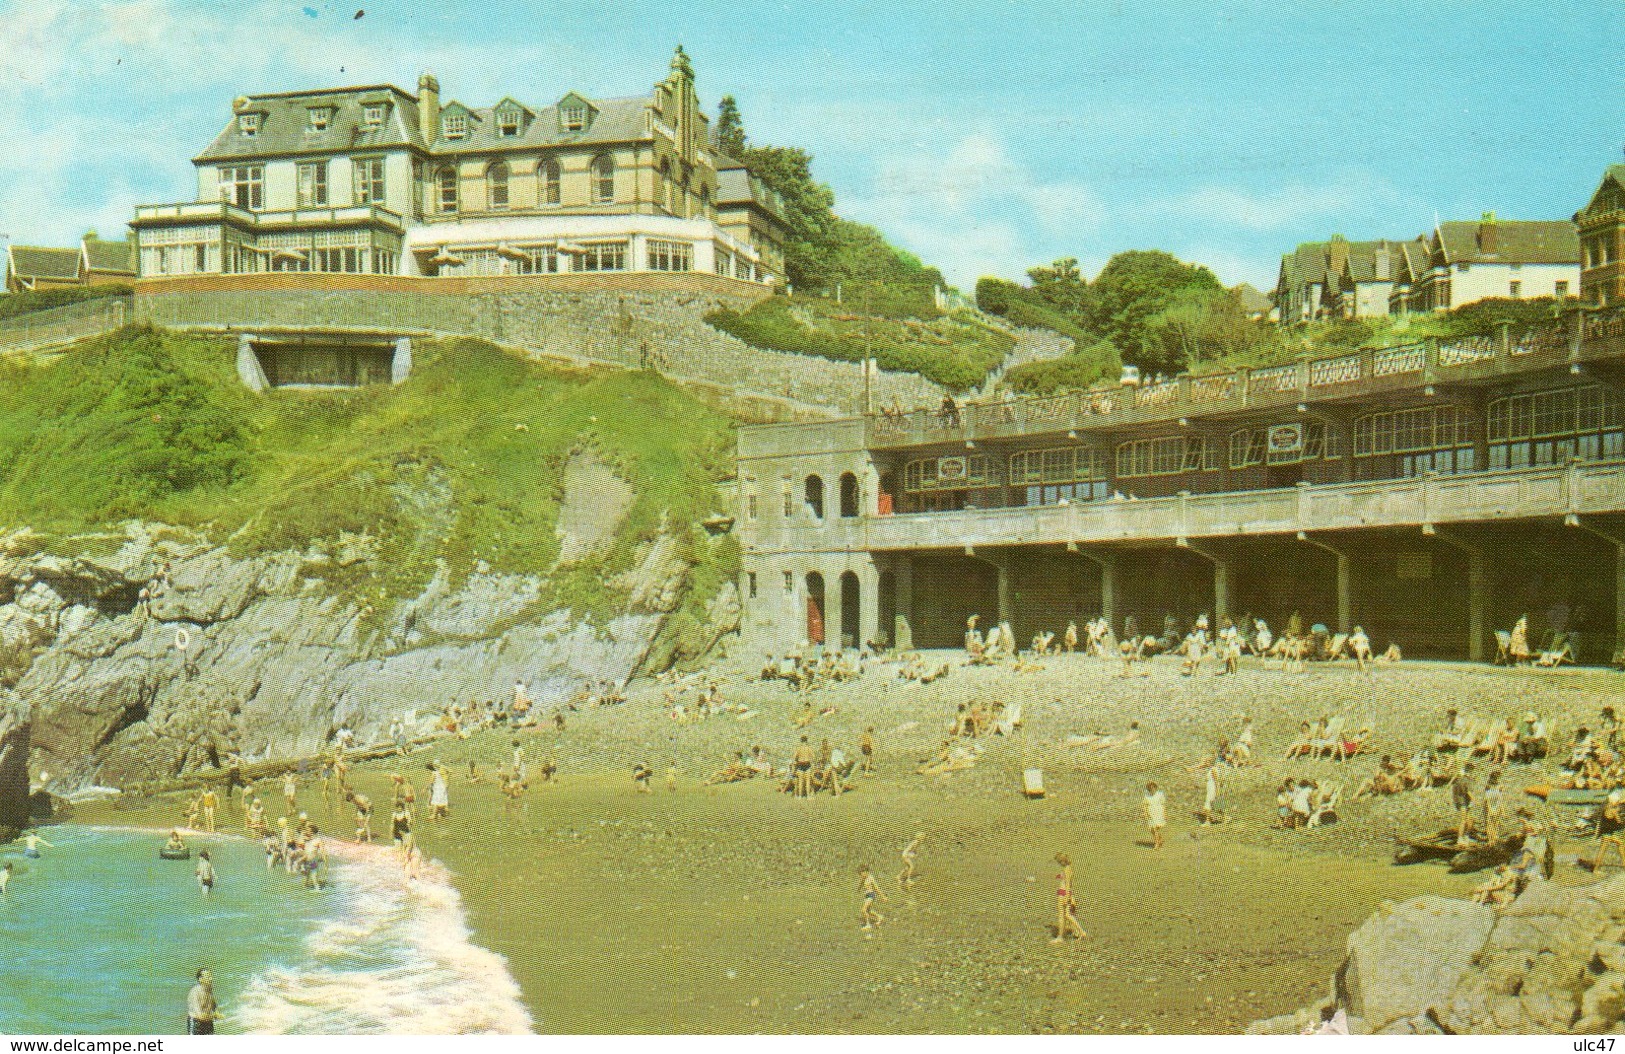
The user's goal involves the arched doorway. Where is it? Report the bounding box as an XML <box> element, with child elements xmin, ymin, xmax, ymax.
<box><xmin>839</xmin><ymin>570</ymin><xmax>861</xmax><ymax>648</ymax></box>
<box><xmin>804</xmin><ymin>475</ymin><xmax>825</xmax><ymax>520</ymax></box>
<box><xmin>805</xmin><ymin>571</ymin><xmax>826</xmax><ymax>645</ymax></box>
<box><xmin>839</xmin><ymin>472</ymin><xmax>860</xmax><ymax>518</ymax></box>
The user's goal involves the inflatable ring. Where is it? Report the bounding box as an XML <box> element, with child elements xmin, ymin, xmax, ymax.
<box><xmin>174</xmin><ymin>628</ymin><xmax>191</xmax><ymax>652</ymax></box>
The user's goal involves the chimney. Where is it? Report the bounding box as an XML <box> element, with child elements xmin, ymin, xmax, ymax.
<box><xmin>417</xmin><ymin>73</ymin><xmax>440</xmax><ymax>144</ymax></box>
<box><xmin>1374</xmin><ymin>244</ymin><xmax>1392</xmax><ymax>281</ymax></box>
<box><xmin>1479</xmin><ymin>211</ymin><xmax>1498</xmax><ymax>255</ymax></box>
<box><xmin>1327</xmin><ymin>234</ymin><xmax>1349</xmax><ymax>275</ymax></box>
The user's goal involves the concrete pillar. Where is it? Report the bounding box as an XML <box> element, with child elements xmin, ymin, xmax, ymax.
<box><xmin>236</xmin><ymin>334</ymin><xmax>268</xmax><ymax>392</ymax></box>
<box><xmin>858</xmin><ymin>562</ymin><xmax>881</xmax><ymax>650</ymax></box>
<box><xmin>894</xmin><ymin>556</ymin><xmax>914</xmax><ymax>651</ymax></box>
<box><xmin>1213</xmin><ymin>559</ymin><xmax>1231</xmax><ymax>623</ymax></box>
<box><xmin>1100</xmin><ymin>559</ymin><xmax>1117</xmax><ymax>628</ymax></box>
<box><xmin>1616</xmin><ymin>545</ymin><xmax>1625</xmax><ymax>661</ymax></box>
<box><xmin>995</xmin><ymin>560</ymin><xmax>1012</xmax><ymax>627</ymax></box>
<box><xmin>391</xmin><ymin>337</ymin><xmax>412</xmax><ymax>384</ymax></box>
<box><xmin>1334</xmin><ymin>552</ymin><xmax>1352</xmax><ymax>635</ymax></box>
<box><xmin>1467</xmin><ymin>548</ymin><xmax>1488</xmax><ymax>664</ymax></box>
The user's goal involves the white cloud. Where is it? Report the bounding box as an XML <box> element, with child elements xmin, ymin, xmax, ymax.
<box><xmin>1150</xmin><ymin>177</ymin><xmax>1410</xmax><ymax>233</ymax></box>
<box><xmin>840</xmin><ymin>132</ymin><xmax>1106</xmax><ymax>289</ymax></box>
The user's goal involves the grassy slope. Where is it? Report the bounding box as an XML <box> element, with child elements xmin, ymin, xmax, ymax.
<box><xmin>0</xmin><ymin>326</ymin><xmax>738</xmax><ymax>625</ymax></box>
<box><xmin>705</xmin><ymin>292</ymin><xmax>1014</xmax><ymax>392</ymax></box>
<box><xmin>0</xmin><ymin>284</ymin><xmax>132</xmax><ymax>322</ymax></box>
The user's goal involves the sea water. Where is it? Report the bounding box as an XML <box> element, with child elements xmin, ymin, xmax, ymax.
<box><xmin>0</xmin><ymin>826</ymin><xmax>532</xmax><ymax>1035</ymax></box>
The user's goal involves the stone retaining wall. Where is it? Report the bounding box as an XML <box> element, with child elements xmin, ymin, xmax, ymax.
<box><xmin>134</xmin><ymin>276</ymin><xmax>951</xmax><ymax>415</ymax></box>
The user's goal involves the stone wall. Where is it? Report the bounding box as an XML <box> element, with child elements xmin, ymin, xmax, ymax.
<box><xmin>134</xmin><ymin>275</ymin><xmax>952</xmax><ymax>415</ymax></box>
<box><xmin>0</xmin><ymin>709</ymin><xmax>28</xmax><ymax>840</ymax></box>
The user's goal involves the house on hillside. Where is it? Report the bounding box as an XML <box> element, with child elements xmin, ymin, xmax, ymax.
<box><xmin>1273</xmin><ymin>240</ymin><xmax>1332</xmax><ymax>324</ymax></box>
<box><xmin>3</xmin><ymin>234</ymin><xmax>137</xmax><ymax>295</ymax></box>
<box><xmin>1275</xmin><ymin>235</ymin><xmax>1399</xmax><ymax>323</ymax></box>
<box><xmin>1576</xmin><ymin>164</ymin><xmax>1625</xmax><ymax>308</ymax></box>
<box><xmin>127</xmin><ymin>48</ymin><xmax>785</xmax><ymax>284</ymax></box>
<box><xmin>1396</xmin><ymin>214</ymin><xmax>1579</xmax><ymax>315</ymax></box>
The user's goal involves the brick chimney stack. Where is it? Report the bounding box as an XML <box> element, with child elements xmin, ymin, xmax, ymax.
<box><xmin>1479</xmin><ymin>211</ymin><xmax>1498</xmax><ymax>255</ymax></box>
<box><xmin>1374</xmin><ymin>243</ymin><xmax>1392</xmax><ymax>281</ymax></box>
<box><xmin>418</xmin><ymin>73</ymin><xmax>440</xmax><ymax>145</ymax></box>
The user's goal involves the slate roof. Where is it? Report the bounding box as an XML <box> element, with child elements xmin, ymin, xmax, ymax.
<box><xmin>1344</xmin><ymin>240</ymin><xmax>1400</xmax><ymax>284</ymax></box>
<box><xmin>82</xmin><ymin>237</ymin><xmax>135</xmax><ymax>275</ymax></box>
<box><xmin>196</xmin><ymin>85</ymin><xmax>426</xmax><ymax>162</ymax></box>
<box><xmin>1434</xmin><ymin>219</ymin><xmax>1579</xmax><ymax>266</ymax></box>
<box><xmin>716</xmin><ymin>165</ymin><xmax>786</xmax><ymax>218</ymax></box>
<box><xmin>442</xmin><ymin>96</ymin><xmax>649</xmax><ymax>152</ymax></box>
<box><xmin>1232</xmin><ymin>283</ymin><xmax>1272</xmax><ymax>314</ymax></box>
<box><xmin>8</xmin><ymin>246</ymin><xmax>80</xmax><ymax>282</ymax></box>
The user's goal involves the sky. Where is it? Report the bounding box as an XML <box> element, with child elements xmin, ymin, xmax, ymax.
<box><xmin>0</xmin><ymin>0</ymin><xmax>1619</xmax><ymax>291</ymax></box>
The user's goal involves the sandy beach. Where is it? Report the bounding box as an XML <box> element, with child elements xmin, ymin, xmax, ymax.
<box><xmin>80</xmin><ymin>651</ymin><xmax>1624</xmax><ymax>1032</ymax></box>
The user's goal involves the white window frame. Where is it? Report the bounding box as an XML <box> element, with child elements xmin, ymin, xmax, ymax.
<box><xmin>443</xmin><ymin>113</ymin><xmax>467</xmax><ymax>139</ymax></box>
<box><xmin>562</xmin><ymin>104</ymin><xmax>587</xmax><ymax>131</ymax></box>
<box><xmin>353</xmin><ymin>157</ymin><xmax>386</xmax><ymax>205</ymax></box>
<box><xmin>436</xmin><ymin>166</ymin><xmax>458</xmax><ymax>214</ymax></box>
<box><xmin>591</xmin><ymin>154</ymin><xmax>615</xmax><ymax>204</ymax></box>
<box><xmin>363</xmin><ymin>104</ymin><xmax>385</xmax><ymax>127</ymax></box>
<box><xmin>497</xmin><ymin>110</ymin><xmax>521</xmax><ymax>137</ymax></box>
<box><xmin>238</xmin><ymin>113</ymin><xmax>260</xmax><ymax>137</ymax></box>
<box><xmin>297</xmin><ymin>161</ymin><xmax>329</xmax><ymax>207</ymax></box>
<box><xmin>308</xmin><ymin>106</ymin><xmax>332</xmax><ymax>132</ymax></box>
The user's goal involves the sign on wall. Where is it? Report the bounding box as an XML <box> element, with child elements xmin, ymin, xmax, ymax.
<box><xmin>1267</xmin><ymin>423</ymin><xmax>1304</xmax><ymax>455</ymax></box>
<box><xmin>937</xmin><ymin>456</ymin><xmax>967</xmax><ymax>481</ymax></box>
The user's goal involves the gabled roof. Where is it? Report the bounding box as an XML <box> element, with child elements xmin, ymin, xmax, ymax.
<box><xmin>195</xmin><ymin>84</ymin><xmax>425</xmax><ymax>162</ymax></box>
<box><xmin>1434</xmin><ymin>219</ymin><xmax>1578</xmax><ymax>266</ymax></box>
<box><xmin>443</xmin><ymin>96</ymin><xmax>649</xmax><ymax>151</ymax></box>
<box><xmin>491</xmin><ymin>97</ymin><xmax>535</xmax><ymax>119</ymax></box>
<box><xmin>7</xmin><ymin>246</ymin><xmax>80</xmax><ymax>282</ymax></box>
<box><xmin>1344</xmin><ymin>239</ymin><xmax>1399</xmax><ymax>284</ymax></box>
<box><xmin>1577</xmin><ymin>164</ymin><xmax>1625</xmax><ymax>224</ymax></box>
<box><xmin>1232</xmin><ymin>283</ymin><xmax>1272</xmax><ymax>314</ymax></box>
<box><xmin>1278</xmin><ymin>241</ymin><xmax>1330</xmax><ymax>291</ymax></box>
<box><xmin>82</xmin><ymin>236</ymin><xmax>135</xmax><ymax>275</ymax></box>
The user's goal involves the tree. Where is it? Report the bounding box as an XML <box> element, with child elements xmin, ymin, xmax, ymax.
<box><xmin>1025</xmin><ymin>257</ymin><xmax>1088</xmax><ymax>317</ymax></box>
<box><xmin>714</xmin><ymin>95</ymin><xmax>746</xmax><ymax>158</ymax></box>
<box><xmin>1084</xmin><ymin>250</ymin><xmax>1224</xmax><ymax>372</ymax></box>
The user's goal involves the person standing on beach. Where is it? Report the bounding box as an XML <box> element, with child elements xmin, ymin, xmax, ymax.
<box><xmin>428</xmin><ymin>763</ymin><xmax>450</xmax><ymax>820</ymax></box>
<box><xmin>859</xmin><ymin>727</ymin><xmax>876</xmax><ymax>773</ymax></box>
<box><xmin>282</xmin><ymin>771</ymin><xmax>298</xmax><ymax>816</ymax></box>
<box><xmin>391</xmin><ymin>802</ymin><xmax>412</xmax><ymax>849</ymax></box>
<box><xmin>1483</xmin><ymin>769</ymin><xmax>1506</xmax><ymax>843</ymax></box>
<box><xmin>200</xmin><ymin>788</ymin><xmax>219</xmax><ymax>834</ymax></box>
<box><xmin>858</xmin><ymin>865</ymin><xmax>888</xmax><ymax>933</ymax></box>
<box><xmin>1144</xmin><ymin>781</ymin><xmax>1167</xmax><ymax>850</ymax></box>
<box><xmin>898</xmin><ymin>833</ymin><xmax>922</xmax><ymax>890</ymax></box>
<box><xmin>187</xmin><ymin>969</ymin><xmax>219</xmax><ymax>1035</ymax></box>
<box><xmin>195</xmin><ymin>850</ymin><xmax>215</xmax><ymax>897</ymax></box>
<box><xmin>1051</xmin><ymin>853</ymin><xmax>1086</xmax><ymax>943</ymax></box>
<box><xmin>1453</xmin><ymin>763</ymin><xmax>1477</xmax><ymax>846</ymax></box>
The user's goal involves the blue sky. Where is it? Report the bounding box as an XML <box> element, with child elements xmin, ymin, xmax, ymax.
<box><xmin>0</xmin><ymin>0</ymin><xmax>1619</xmax><ymax>290</ymax></box>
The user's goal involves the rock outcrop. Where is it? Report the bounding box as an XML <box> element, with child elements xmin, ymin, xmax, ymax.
<box><xmin>0</xmin><ymin>706</ymin><xmax>29</xmax><ymax>840</ymax></box>
<box><xmin>1249</xmin><ymin>874</ymin><xmax>1625</xmax><ymax>1034</ymax></box>
<box><xmin>0</xmin><ymin>520</ymin><xmax>736</xmax><ymax>792</ymax></box>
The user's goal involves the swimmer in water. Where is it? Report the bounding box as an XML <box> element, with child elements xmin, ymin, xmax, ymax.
<box><xmin>20</xmin><ymin>831</ymin><xmax>53</xmax><ymax>859</ymax></box>
<box><xmin>195</xmin><ymin>850</ymin><xmax>215</xmax><ymax>897</ymax></box>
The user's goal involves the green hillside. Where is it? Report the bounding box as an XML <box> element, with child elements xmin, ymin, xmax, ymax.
<box><xmin>0</xmin><ymin>326</ymin><xmax>739</xmax><ymax>632</ymax></box>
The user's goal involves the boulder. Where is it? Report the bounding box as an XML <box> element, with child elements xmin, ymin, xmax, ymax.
<box><xmin>1344</xmin><ymin>896</ymin><xmax>1497</xmax><ymax>1032</ymax></box>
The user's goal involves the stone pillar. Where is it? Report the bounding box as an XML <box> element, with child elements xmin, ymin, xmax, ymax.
<box><xmin>1213</xmin><ymin>559</ymin><xmax>1231</xmax><ymax>623</ymax></box>
<box><xmin>236</xmin><ymin>334</ymin><xmax>267</xmax><ymax>391</ymax></box>
<box><xmin>894</xmin><ymin>556</ymin><xmax>914</xmax><ymax>651</ymax></box>
<box><xmin>391</xmin><ymin>337</ymin><xmax>413</xmax><ymax>384</ymax></box>
<box><xmin>996</xmin><ymin>559</ymin><xmax>1012</xmax><ymax>627</ymax></box>
<box><xmin>1100</xmin><ymin>558</ymin><xmax>1117</xmax><ymax>628</ymax></box>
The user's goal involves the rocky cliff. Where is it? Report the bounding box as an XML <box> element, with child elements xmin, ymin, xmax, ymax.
<box><xmin>0</xmin><ymin>706</ymin><xmax>29</xmax><ymax>840</ymax></box>
<box><xmin>0</xmin><ymin>519</ymin><xmax>737</xmax><ymax>792</ymax></box>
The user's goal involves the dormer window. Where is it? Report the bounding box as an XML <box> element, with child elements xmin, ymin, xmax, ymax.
<box><xmin>443</xmin><ymin>113</ymin><xmax>466</xmax><ymax>139</ymax></box>
<box><xmin>308</xmin><ymin>106</ymin><xmax>333</xmax><ymax>132</ymax></box>
<box><xmin>238</xmin><ymin>113</ymin><xmax>260</xmax><ymax>137</ymax></box>
<box><xmin>363</xmin><ymin>104</ymin><xmax>385</xmax><ymax>127</ymax></box>
<box><xmin>562</xmin><ymin>104</ymin><xmax>587</xmax><ymax>131</ymax></box>
<box><xmin>498</xmin><ymin>111</ymin><xmax>520</xmax><ymax>137</ymax></box>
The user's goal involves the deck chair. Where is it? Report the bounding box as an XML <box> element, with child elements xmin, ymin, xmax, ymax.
<box><xmin>1494</xmin><ymin>630</ymin><xmax>1513</xmax><ymax>665</ymax></box>
<box><xmin>1022</xmin><ymin>768</ymin><xmax>1046</xmax><ymax>798</ymax></box>
<box><xmin>1537</xmin><ymin>636</ymin><xmax>1576</xmax><ymax>667</ymax></box>
<box><xmin>1309</xmin><ymin>782</ymin><xmax>1342</xmax><ymax>827</ymax></box>
<box><xmin>1314</xmin><ymin>715</ymin><xmax>1346</xmax><ymax>757</ymax></box>
<box><xmin>1325</xmin><ymin>634</ymin><xmax>1349</xmax><ymax>661</ymax></box>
